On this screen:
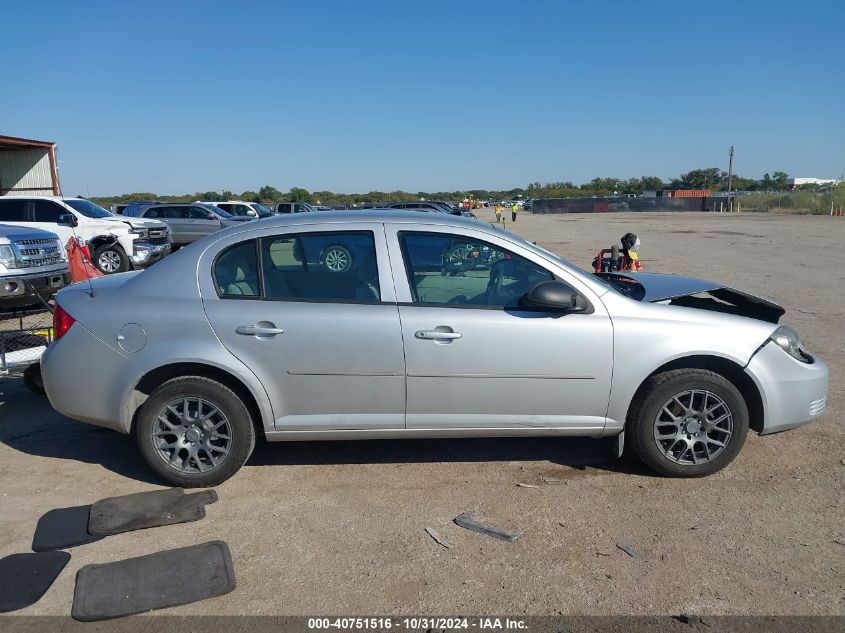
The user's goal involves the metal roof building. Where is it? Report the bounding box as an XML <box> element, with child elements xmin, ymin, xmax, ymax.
<box><xmin>0</xmin><ymin>134</ymin><xmax>61</xmax><ymax>196</ymax></box>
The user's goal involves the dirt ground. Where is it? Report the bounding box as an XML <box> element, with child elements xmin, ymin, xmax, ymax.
<box><xmin>0</xmin><ymin>211</ymin><xmax>842</xmax><ymax>617</ymax></box>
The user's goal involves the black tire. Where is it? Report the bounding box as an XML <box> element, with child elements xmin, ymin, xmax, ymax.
<box><xmin>321</xmin><ymin>245</ymin><xmax>353</xmax><ymax>272</ymax></box>
<box><xmin>135</xmin><ymin>376</ymin><xmax>256</xmax><ymax>487</ymax></box>
<box><xmin>627</xmin><ymin>369</ymin><xmax>748</xmax><ymax>477</ymax></box>
<box><xmin>23</xmin><ymin>363</ymin><xmax>45</xmax><ymax>395</ymax></box>
<box><xmin>92</xmin><ymin>243</ymin><xmax>130</xmax><ymax>274</ymax></box>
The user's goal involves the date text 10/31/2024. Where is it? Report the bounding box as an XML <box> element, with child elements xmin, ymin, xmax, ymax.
<box><xmin>307</xmin><ymin>618</ymin><xmax>527</xmax><ymax>630</ymax></box>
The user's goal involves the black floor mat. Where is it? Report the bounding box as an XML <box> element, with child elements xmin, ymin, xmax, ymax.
<box><xmin>32</xmin><ymin>505</ymin><xmax>104</xmax><ymax>552</ymax></box>
<box><xmin>71</xmin><ymin>540</ymin><xmax>235</xmax><ymax>621</ymax></box>
<box><xmin>0</xmin><ymin>551</ymin><xmax>71</xmax><ymax>613</ymax></box>
<box><xmin>88</xmin><ymin>488</ymin><xmax>218</xmax><ymax>536</ymax></box>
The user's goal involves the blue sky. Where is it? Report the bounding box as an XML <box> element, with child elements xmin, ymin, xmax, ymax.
<box><xmin>2</xmin><ymin>0</ymin><xmax>843</xmax><ymax>195</ymax></box>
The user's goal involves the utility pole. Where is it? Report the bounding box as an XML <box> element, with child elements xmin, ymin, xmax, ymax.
<box><xmin>726</xmin><ymin>145</ymin><xmax>734</xmax><ymax>212</ymax></box>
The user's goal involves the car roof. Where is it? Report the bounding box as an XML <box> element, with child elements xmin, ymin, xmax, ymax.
<box><xmin>0</xmin><ymin>195</ymin><xmax>63</xmax><ymax>201</ymax></box>
<box><xmin>218</xmin><ymin>209</ymin><xmax>478</xmax><ymax>233</ymax></box>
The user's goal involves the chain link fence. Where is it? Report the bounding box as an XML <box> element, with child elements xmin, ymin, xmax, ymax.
<box><xmin>532</xmin><ymin>189</ymin><xmax>845</xmax><ymax>216</ymax></box>
<box><xmin>732</xmin><ymin>189</ymin><xmax>845</xmax><ymax>214</ymax></box>
<box><xmin>0</xmin><ymin>307</ymin><xmax>53</xmax><ymax>379</ymax></box>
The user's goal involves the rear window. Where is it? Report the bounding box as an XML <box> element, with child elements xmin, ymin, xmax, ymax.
<box><xmin>0</xmin><ymin>199</ymin><xmax>27</xmax><ymax>221</ymax></box>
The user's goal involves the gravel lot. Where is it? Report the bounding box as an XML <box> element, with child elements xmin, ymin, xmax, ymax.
<box><xmin>0</xmin><ymin>211</ymin><xmax>842</xmax><ymax>617</ymax></box>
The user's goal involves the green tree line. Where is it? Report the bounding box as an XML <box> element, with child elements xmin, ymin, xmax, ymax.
<box><xmin>90</xmin><ymin>168</ymin><xmax>823</xmax><ymax>209</ymax></box>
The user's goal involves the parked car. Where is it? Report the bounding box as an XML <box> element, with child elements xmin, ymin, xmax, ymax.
<box><xmin>194</xmin><ymin>203</ymin><xmax>254</xmax><ymax>223</ymax></box>
<box><xmin>42</xmin><ymin>211</ymin><xmax>828</xmax><ymax>486</ymax></box>
<box><xmin>387</xmin><ymin>201</ymin><xmax>476</xmax><ymax>219</ymax></box>
<box><xmin>122</xmin><ymin>202</ymin><xmax>241</xmax><ymax>246</ymax></box>
<box><xmin>205</xmin><ymin>201</ymin><xmax>273</xmax><ymax>219</ymax></box>
<box><xmin>0</xmin><ymin>197</ymin><xmax>170</xmax><ymax>274</ymax></box>
<box><xmin>271</xmin><ymin>202</ymin><xmax>316</xmax><ymax>214</ymax></box>
<box><xmin>0</xmin><ymin>224</ymin><xmax>69</xmax><ymax>310</ymax></box>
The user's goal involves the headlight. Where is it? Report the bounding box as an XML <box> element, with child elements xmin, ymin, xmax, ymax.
<box><xmin>770</xmin><ymin>325</ymin><xmax>811</xmax><ymax>363</ymax></box>
<box><xmin>0</xmin><ymin>244</ymin><xmax>17</xmax><ymax>269</ymax></box>
<box><xmin>130</xmin><ymin>227</ymin><xmax>149</xmax><ymax>240</ymax></box>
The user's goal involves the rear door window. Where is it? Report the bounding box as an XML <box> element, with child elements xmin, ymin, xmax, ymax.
<box><xmin>0</xmin><ymin>199</ymin><xmax>27</xmax><ymax>221</ymax></box>
<box><xmin>261</xmin><ymin>232</ymin><xmax>380</xmax><ymax>303</ymax></box>
<box><xmin>162</xmin><ymin>206</ymin><xmax>187</xmax><ymax>219</ymax></box>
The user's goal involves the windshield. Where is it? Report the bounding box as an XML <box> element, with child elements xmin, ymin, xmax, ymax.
<box><xmin>250</xmin><ymin>203</ymin><xmax>273</xmax><ymax>217</ymax></box>
<box><xmin>64</xmin><ymin>199</ymin><xmax>113</xmax><ymax>219</ymax></box>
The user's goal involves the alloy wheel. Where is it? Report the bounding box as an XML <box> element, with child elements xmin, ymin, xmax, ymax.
<box><xmin>323</xmin><ymin>247</ymin><xmax>350</xmax><ymax>272</ymax></box>
<box><xmin>151</xmin><ymin>397</ymin><xmax>232</xmax><ymax>474</ymax></box>
<box><xmin>652</xmin><ymin>389</ymin><xmax>733</xmax><ymax>465</ymax></box>
<box><xmin>97</xmin><ymin>250</ymin><xmax>122</xmax><ymax>273</ymax></box>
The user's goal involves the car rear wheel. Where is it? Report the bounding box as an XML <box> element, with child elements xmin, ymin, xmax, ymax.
<box><xmin>628</xmin><ymin>369</ymin><xmax>748</xmax><ymax>477</ymax></box>
<box><xmin>321</xmin><ymin>245</ymin><xmax>352</xmax><ymax>272</ymax></box>
<box><xmin>135</xmin><ymin>377</ymin><xmax>256</xmax><ymax>487</ymax></box>
<box><xmin>92</xmin><ymin>244</ymin><xmax>129</xmax><ymax>274</ymax></box>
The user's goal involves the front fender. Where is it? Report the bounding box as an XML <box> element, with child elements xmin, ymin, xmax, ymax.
<box><xmin>601</xmin><ymin>292</ymin><xmax>776</xmax><ymax>431</ymax></box>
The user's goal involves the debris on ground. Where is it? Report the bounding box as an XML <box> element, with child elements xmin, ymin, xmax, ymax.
<box><xmin>424</xmin><ymin>527</ymin><xmax>452</xmax><ymax>549</ymax></box>
<box><xmin>454</xmin><ymin>512</ymin><xmax>524</xmax><ymax>542</ymax></box>
<box><xmin>834</xmin><ymin>536</ymin><xmax>845</xmax><ymax>546</ymax></box>
<box><xmin>616</xmin><ymin>541</ymin><xmax>645</xmax><ymax>560</ymax></box>
<box><xmin>516</xmin><ymin>483</ymin><xmax>539</xmax><ymax>489</ymax></box>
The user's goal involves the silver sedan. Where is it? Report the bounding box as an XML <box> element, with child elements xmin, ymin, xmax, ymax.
<box><xmin>42</xmin><ymin>211</ymin><xmax>829</xmax><ymax>486</ymax></box>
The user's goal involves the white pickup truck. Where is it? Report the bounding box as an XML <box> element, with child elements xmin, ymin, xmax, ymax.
<box><xmin>0</xmin><ymin>223</ymin><xmax>69</xmax><ymax>310</ymax></box>
<box><xmin>0</xmin><ymin>196</ymin><xmax>171</xmax><ymax>274</ymax></box>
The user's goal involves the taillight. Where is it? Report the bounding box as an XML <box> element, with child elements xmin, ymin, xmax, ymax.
<box><xmin>53</xmin><ymin>303</ymin><xmax>76</xmax><ymax>340</ymax></box>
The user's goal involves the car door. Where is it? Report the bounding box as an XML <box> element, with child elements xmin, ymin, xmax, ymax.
<box><xmin>386</xmin><ymin>224</ymin><xmax>613</xmax><ymax>431</ymax></box>
<box><xmin>187</xmin><ymin>205</ymin><xmax>223</xmax><ymax>237</ymax></box>
<box><xmin>152</xmin><ymin>206</ymin><xmax>189</xmax><ymax>244</ymax></box>
<box><xmin>29</xmin><ymin>199</ymin><xmax>74</xmax><ymax>246</ymax></box>
<box><xmin>199</xmin><ymin>222</ymin><xmax>406</xmax><ymax>430</ymax></box>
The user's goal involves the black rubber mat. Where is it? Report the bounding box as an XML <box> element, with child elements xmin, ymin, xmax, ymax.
<box><xmin>88</xmin><ymin>488</ymin><xmax>218</xmax><ymax>536</ymax></box>
<box><xmin>71</xmin><ymin>540</ymin><xmax>235</xmax><ymax>621</ymax></box>
<box><xmin>0</xmin><ymin>551</ymin><xmax>71</xmax><ymax>613</ymax></box>
<box><xmin>31</xmin><ymin>505</ymin><xmax>104</xmax><ymax>552</ymax></box>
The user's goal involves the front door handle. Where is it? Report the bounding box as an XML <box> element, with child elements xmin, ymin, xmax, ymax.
<box><xmin>236</xmin><ymin>324</ymin><xmax>284</xmax><ymax>337</ymax></box>
<box><xmin>415</xmin><ymin>330</ymin><xmax>462</xmax><ymax>340</ymax></box>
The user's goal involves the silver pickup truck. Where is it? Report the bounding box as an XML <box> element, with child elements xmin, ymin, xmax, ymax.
<box><xmin>0</xmin><ymin>223</ymin><xmax>70</xmax><ymax>310</ymax></box>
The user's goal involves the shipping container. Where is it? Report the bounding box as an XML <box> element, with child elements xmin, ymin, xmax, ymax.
<box><xmin>667</xmin><ymin>189</ymin><xmax>710</xmax><ymax>198</ymax></box>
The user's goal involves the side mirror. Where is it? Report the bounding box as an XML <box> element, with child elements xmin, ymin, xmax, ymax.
<box><xmin>58</xmin><ymin>213</ymin><xmax>78</xmax><ymax>228</ymax></box>
<box><xmin>520</xmin><ymin>280</ymin><xmax>589</xmax><ymax>313</ymax></box>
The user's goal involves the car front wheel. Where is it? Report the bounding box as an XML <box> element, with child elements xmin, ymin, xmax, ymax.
<box><xmin>135</xmin><ymin>376</ymin><xmax>256</xmax><ymax>487</ymax></box>
<box><xmin>92</xmin><ymin>244</ymin><xmax>129</xmax><ymax>274</ymax></box>
<box><xmin>628</xmin><ymin>369</ymin><xmax>748</xmax><ymax>477</ymax></box>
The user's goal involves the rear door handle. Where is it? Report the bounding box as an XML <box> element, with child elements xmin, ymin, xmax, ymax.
<box><xmin>415</xmin><ymin>330</ymin><xmax>462</xmax><ymax>340</ymax></box>
<box><xmin>236</xmin><ymin>324</ymin><xmax>284</xmax><ymax>336</ymax></box>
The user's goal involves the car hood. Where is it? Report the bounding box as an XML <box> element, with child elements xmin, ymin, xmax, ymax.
<box><xmin>596</xmin><ymin>271</ymin><xmax>785</xmax><ymax>324</ymax></box>
<box><xmin>101</xmin><ymin>216</ymin><xmax>168</xmax><ymax>230</ymax></box>
<box><xmin>0</xmin><ymin>223</ymin><xmax>60</xmax><ymax>241</ymax></box>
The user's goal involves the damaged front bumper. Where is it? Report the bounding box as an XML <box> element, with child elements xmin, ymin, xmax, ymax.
<box><xmin>745</xmin><ymin>341</ymin><xmax>829</xmax><ymax>434</ymax></box>
<box><xmin>130</xmin><ymin>241</ymin><xmax>171</xmax><ymax>268</ymax></box>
